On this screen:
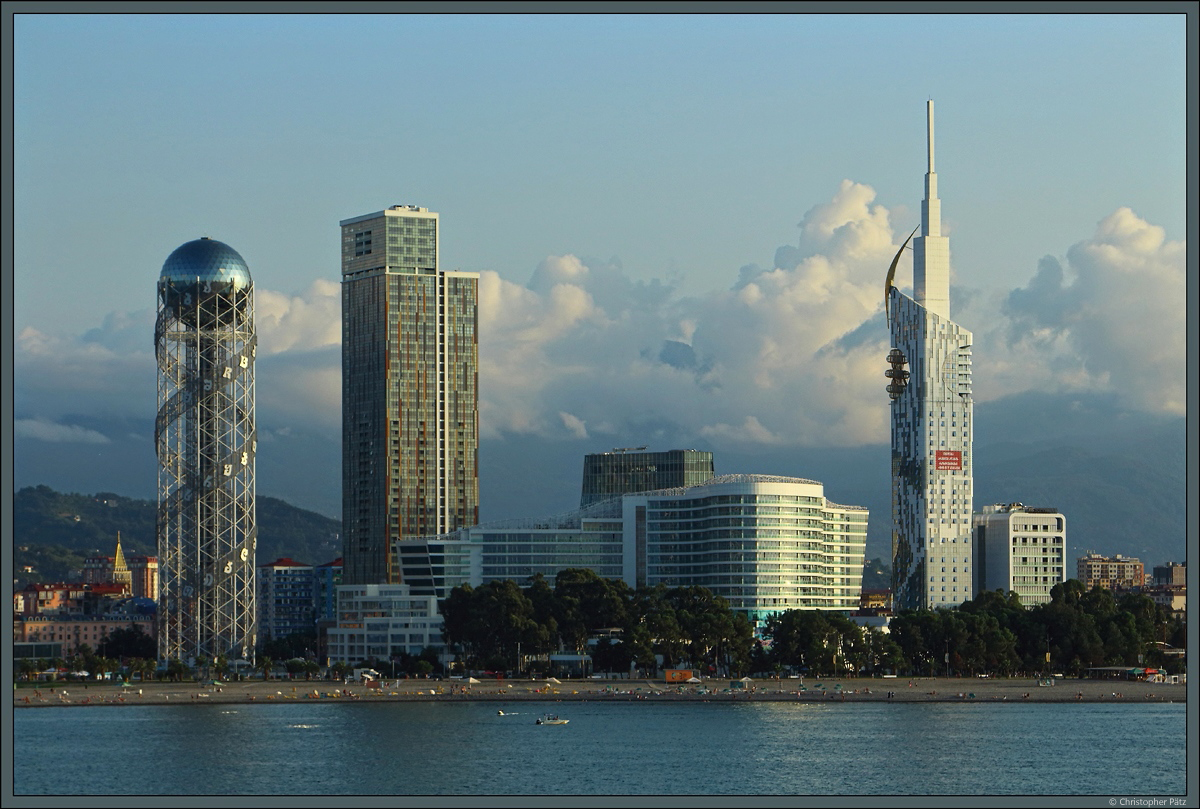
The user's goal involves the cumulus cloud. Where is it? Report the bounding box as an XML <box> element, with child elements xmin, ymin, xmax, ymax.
<box><xmin>477</xmin><ymin>187</ymin><xmax>1183</xmax><ymax>450</ymax></box>
<box><xmin>255</xmin><ymin>279</ymin><xmax>341</xmax><ymax>356</ymax></box>
<box><xmin>15</xmin><ymin>322</ymin><xmax>157</xmax><ymax>420</ymax></box>
<box><xmin>990</xmin><ymin>207</ymin><xmax>1186</xmax><ymax>414</ymax></box>
<box><xmin>699</xmin><ymin>416</ymin><xmax>778</xmax><ymax>444</ymax></box>
<box><xmin>15</xmin><ymin>192</ymin><xmax>1185</xmax><ymax>465</ymax></box>
<box><xmin>15</xmin><ymin>418</ymin><xmax>111</xmax><ymax>444</ymax></box>
<box><xmin>14</xmin><ymin>281</ymin><xmax>343</xmax><ymax>432</ymax></box>
<box><xmin>475</xmin><ymin>180</ymin><xmax>899</xmax><ymax>449</ymax></box>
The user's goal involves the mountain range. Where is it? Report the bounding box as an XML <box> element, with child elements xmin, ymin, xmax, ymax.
<box><xmin>12</xmin><ymin>392</ymin><xmax>1187</xmax><ymax>579</ymax></box>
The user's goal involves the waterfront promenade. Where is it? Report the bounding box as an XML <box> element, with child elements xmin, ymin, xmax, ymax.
<box><xmin>13</xmin><ymin>675</ymin><xmax>1185</xmax><ymax>708</ymax></box>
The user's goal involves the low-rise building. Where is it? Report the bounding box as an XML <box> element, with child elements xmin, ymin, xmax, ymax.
<box><xmin>81</xmin><ymin>533</ymin><xmax>158</xmax><ymax>600</ymax></box>
<box><xmin>1152</xmin><ymin>561</ymin><xmax>1186</xmax><ymax>587</ymax></box>
<box><xmin>859</xmin><ymin>589</ymin><xmax>891</xmax><ymax>611</ymax></box>
<box><xmin>17</xmin><ymin>582</ymin><xmax>130</xmax><ymax>618</ymax></box>
<box><xmin>325</xmin><ymin>583</ymin><xmax>444</xmax><ymax>666</ymax></box>
<box><xmin>1141</xmin><ymin>584</ymin><xmax>1186</xmax><ymax>618</ymax></box>
<box><xmin>1077</xmin><ymin>551</ymin><xmax>1144</xmax><ymax>592</ymax></box>
<box><xmin>15</xmin><ymin>610</ymin><xmax>157</xmax><ymax>657</ymax></box>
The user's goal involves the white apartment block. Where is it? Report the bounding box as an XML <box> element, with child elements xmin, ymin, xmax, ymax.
<box><xmin>326</xmin><ymin>583</ymin><xmax>445</xmax><ymax>665</ymax></box>
<box><xmin>972</xmin><ymin>503</ymin><xmax>1066</xmax><ymax>607</ymax></box>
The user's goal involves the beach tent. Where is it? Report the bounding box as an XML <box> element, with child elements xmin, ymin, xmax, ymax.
<box><xmin>687</xmin><ymin>677</ymin><xmax>701</xmax><ymax>683</ymax></box>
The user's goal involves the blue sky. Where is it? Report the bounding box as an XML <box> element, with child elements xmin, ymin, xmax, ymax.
<box><xmin>11</xmin><ymin>11</ymin><xmax>1189</xmax><ymax>514</ymax></box>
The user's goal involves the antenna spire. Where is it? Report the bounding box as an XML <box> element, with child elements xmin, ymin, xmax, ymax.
<box><xmin>927</xmin><ymin>99</ymin><xmax>935</xmax><ymax>173</ymax></box>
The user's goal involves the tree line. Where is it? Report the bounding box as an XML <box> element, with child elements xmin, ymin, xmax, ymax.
<box><xmin>440</xmin><ymin>568</ymin><xmax>756</xmax><ymax>676</ymax></box>
<box><xmin>443</xmin><ymin>571</ymin><xmax>1185</xmax><ymax>679</ymax></box>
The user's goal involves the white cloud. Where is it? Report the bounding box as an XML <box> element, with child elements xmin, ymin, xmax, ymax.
<box><xmin>15</xmin><ymin>418</ymin><xmax>111</xmax><ymax>444</ymax></box>
<box><xmin>14</xmin><ymin>281</ymin><xmax>343</xmax><ymax>432</ymax></box>
<box><xmin>255</xmin><ymin>278</ymin><xmax>341</xmax><ymax>355</ymax></box>
<box><xmin>15</xmin><ymin>193</ymin><xmax>1184</xmax><ymax>464</ymax></box>
<box><xmin>559</xmin><ymin>412</ymin><xmax>589</xmax><ymax>439</ymax></box>
<box><xmin>699</xmin><ymin>416</ymin><xmax>778</xmax><ymax>444</ymax></box>
<box><xmin>985</xmin><ymin>207</ymin><xmax>1186</xmax><ymax>414</ymax></box>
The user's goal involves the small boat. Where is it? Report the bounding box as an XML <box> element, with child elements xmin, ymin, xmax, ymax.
<box><xmin>535</xmin><ymin>714</ymin><xmax>569</xmax><ymax>725</ymax></box>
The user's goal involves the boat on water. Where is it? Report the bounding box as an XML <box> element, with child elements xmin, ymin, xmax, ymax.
<box><xmin>535</xmin><ymin>714</ymin><xmax>568</xmax><ymax>725</ymax></box>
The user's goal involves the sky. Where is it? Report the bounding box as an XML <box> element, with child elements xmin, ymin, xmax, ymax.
<box><xmin>10</xmin><ymin>10</ymin><xmax>1190</xmax><ymax>519</ymax></box>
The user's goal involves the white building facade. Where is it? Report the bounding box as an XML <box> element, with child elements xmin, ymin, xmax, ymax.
<box><xmin>972</xmin><ymin>504</ymin><xmax>1066</xmax><ymax>607</ymax></box>
<box><xmin>395</xmin><ymin>475</ymin><xmax>867</xmax><ymax>624</ymax></box>
<box><xmin>887</xmin><ymin>101</ymin><xmax>974</xmax><ymax>610</ymax></box>
<box><xmin>325</xmin><ymin>583</ymin><xmax>445</xmax><ymax>665</ymax></box>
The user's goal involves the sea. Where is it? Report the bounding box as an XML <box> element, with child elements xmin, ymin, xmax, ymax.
<box><xmin>11</xmin><ymin>700</ymin><xmax>1188</xmax><ymax>797</ymax></box>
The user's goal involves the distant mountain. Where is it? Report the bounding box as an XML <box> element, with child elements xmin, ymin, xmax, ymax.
<box><xmin>13</xmin><ymin>392</ymin><xmax>1186</xmax><ymax>580</ymax></box>
<box><xmin>477</xmin><ymin>394</ymin><xmax>1187</xmax><ymax>569</ymax></box>
<box><xmin>12</xmin><ymin>485</ymin><xmax>341</xmax><ymax>587</ymax></box>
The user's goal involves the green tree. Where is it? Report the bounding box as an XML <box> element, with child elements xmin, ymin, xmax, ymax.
<box><xmin>166</xmin><ymin>658</ymin><xmax>188</xmax><ymax>682</ymax></box>
<box><xmin>285</xmin><ymin>658</ymin><xmax>307</xmax><ymax>679</ymax></box>
<box><xmin>98</xmin><ymin>626</ymin><xmax>156</xmax><ymax>661</ymax></box>
<box><xmin>17</xmin><ymin>659</ymin><xmax>38</xmax><ymax>681</ymax></box>
<box><xmin>591</xmin><ymin>638</ymin><xmax>631</xmax><ymax>674</ymax></box>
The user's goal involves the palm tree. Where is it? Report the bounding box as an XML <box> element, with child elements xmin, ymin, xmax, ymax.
<box><xmin>258</xmin><ymin>656</ymin><xmax>274</xmax><ymax>681</ymax></box>
<box><xmin>17</xmin><ymin>659</ymin><xmax>38</xmax><ymax>682</ymax></box>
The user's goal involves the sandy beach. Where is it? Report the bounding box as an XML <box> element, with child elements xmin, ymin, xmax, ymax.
<box><xmin>13</xmin><ymin>675</ymin><xmax>1186</xmax><ymax>708</ymax></box>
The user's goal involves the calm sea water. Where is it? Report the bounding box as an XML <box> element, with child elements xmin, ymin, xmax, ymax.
<box><xmin>12</xmin><ymin>700</ymin><xmax>1187</xmax><ymax>796</ymax></box>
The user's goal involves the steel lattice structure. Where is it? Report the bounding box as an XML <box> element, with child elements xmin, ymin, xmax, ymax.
<box><xmin>156</xmin><ymin>238</ymin><xmax>257</xmax><ymax>664</ymax></box>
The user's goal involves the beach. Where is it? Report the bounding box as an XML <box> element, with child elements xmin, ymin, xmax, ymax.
<box><xmin>13</xmin><ymin>674</ymin><xmax>1185</xmax><ymax>707</ymax></box>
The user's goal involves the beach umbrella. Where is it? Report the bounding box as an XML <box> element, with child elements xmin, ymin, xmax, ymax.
<box><xmin>467</xmin><ymin>677</ymin><xmax>481</xmax><ymax>684</ymax></box>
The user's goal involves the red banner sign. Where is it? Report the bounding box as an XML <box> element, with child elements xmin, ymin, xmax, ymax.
<box><xmin>935</xmin><ymin>450</ymin><xmax>962</xmax><ymax>470</ymax></box>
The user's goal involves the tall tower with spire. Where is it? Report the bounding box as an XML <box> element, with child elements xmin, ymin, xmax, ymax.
<box><xmin>885</xmin><ymin>100</ymin><xmax>974</xmax><ymax>611</ymax></box>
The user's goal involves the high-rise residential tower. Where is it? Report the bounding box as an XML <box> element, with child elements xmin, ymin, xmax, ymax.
<box><xmin>155</xmin><ymin>237</ymin><xmax>258</xmax><ymax>663</ymax></box>
<box><xmin>341</xmin><ymin>206</ymin><xmax>479</xmax><ymax>585</ymax></box>
<box><xmin>886</xmin><ymin>101</ymin><xmax>974</xmax><ymax>610</ymax></box>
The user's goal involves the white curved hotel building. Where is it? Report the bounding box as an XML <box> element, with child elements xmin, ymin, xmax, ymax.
<box><xmin>396</xmin><ymin>474</ymin><xmax>867</xmax><ymax>622</ymax></box>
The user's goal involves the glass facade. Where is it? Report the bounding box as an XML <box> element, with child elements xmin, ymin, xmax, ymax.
<box><xmin>341</xmin><ymin>207</ymin><xmax>479</xmax><ymax>585</ymax></box>
<box><xmin>580</xmin><ymin>448</ymin><xmax>714</xmax><ymax>508</ymax></box>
